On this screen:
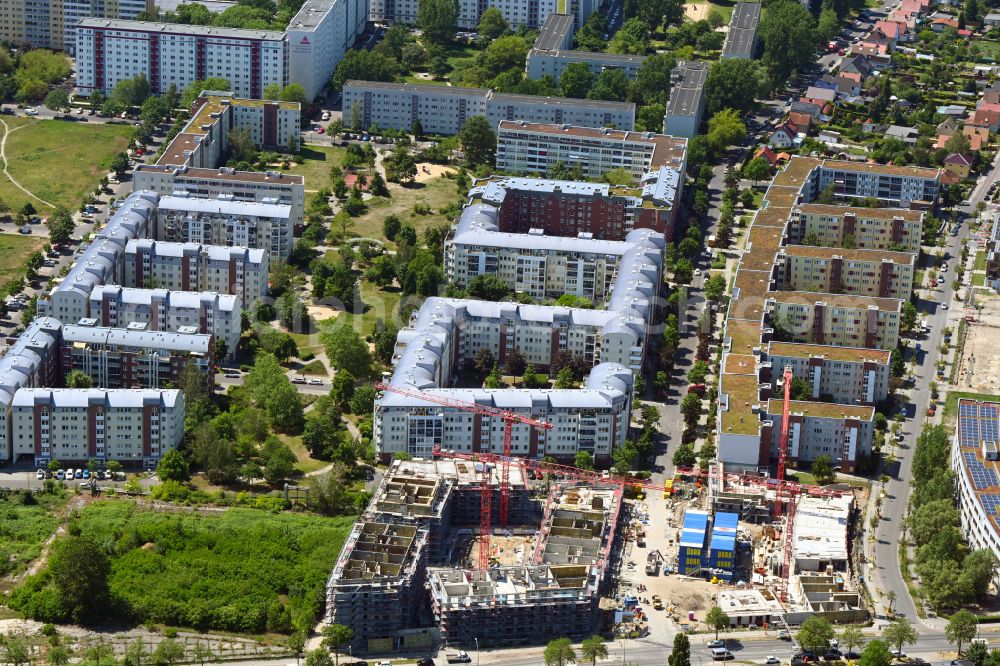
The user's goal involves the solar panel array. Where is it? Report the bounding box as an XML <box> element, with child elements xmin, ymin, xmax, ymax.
<box><xmin>982</xmin><ymin>404</ymin><xmax>999</xmax><ymax>443</ymax></box>
<box><xmin>960</xmin><ymin>401</ymin><xmax>981</xmax><ymax>450</ymax></box>
<box><xmin>980</xmin><ymin>494</ymin><xmax>1000</xmax><ymax>519</ymax></box>
<box><xmin>964</xmin><ymin>452</ymin><xmax>999</xmax><ymax>490</ymax></box>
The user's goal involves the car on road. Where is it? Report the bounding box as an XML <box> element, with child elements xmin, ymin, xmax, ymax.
<box><xmin>765</xmin><ymin>658</ymin><xmax>780</xmax><ymax>665</ymax></box>
<box><xmin>891</xmin><ymin>650</ymin><xmax>906</xmax><ymax>659</ymax></box>
<box><xmin>24</xmin><ymin>108</ymin><xmax>38</xmax><ymax>115</ymax></box>
<box><xmin>19</xmin><ymin>225</ymin><xmax>30</xmax><ymax>234</ymax></box>
<box><xmin>292</xmin><ymin>375</ymin><xmax>306</xmax><ymax>384</ymax></box>
<box><xmin>321</xmin><ymin>111</ymin><xmax>331</xmax><ymax>121</ymax></box>
<box><xmin>707</xmin><ymin>640</ymin><xmax>725</xmax><ymax>649</ymax></box>
<box><xmin>308</xmin><ymin>378</ymin><xmax>324</xmax><ymax>385</ymax></box>
<box><xmin>74</xmin><ymin>469</ymin><xmax>83</xmax><ymax>479</ymax></box>
<box><xmin>224</xmin><ymin>372</ymin><xmax>241</xmax><ymax>378</ymax></box>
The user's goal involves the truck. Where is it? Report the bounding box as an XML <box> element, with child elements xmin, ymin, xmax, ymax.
<box><xmin>447</xmin><ymin>652</ymin><xmax>471</xmax><ymax>663</ymax></box>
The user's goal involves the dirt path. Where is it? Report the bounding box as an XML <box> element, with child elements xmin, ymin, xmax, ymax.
<box><xmin>0</xmin><ymin>117</ymin><xmax>56</xmax><ymax>209</ymax></box>
<box><xmin>8</xmin><ymin>496</ymin><xmax>88</xmax><ymax>589</ymax></box>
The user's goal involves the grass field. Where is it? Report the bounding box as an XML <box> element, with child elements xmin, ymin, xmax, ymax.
<box><xmin>975</xmin><ymin>250</ymin><xmax>987</xmax><ymax>272</ymax></box>
<box><xmin>0</xmin><ymin>118</ymin><xmax>130</xmax><ymax>212</ymax></box>
<box><xmin>288</xmin><ymin>145</ymin><xmax>349</xmax><ymax>192</ymax></box>
<box><xmin>943</xmin><ymin>391</ymin><xmax>1000</xmax><ymax>421</ymax></box>
<box><xmin>0</xmin><ymin>490</ymin><xmax>68</xmax><ymax>586</ymax></box>
<box><xmin>12</xmin><ymin>501</ymin><xmax>355</xmax><ymax>634</ymax></box>
<box><xmin>0</xmin><ymin>233</ymin><xmax>47</xmax><ymax>288</ymax></box>
<box><xmin>350</xmin><ymin>176</ymin><xmax>459</xmax><ymax>243</ymax></box>
<box><xmin>280</xmin><ymin>433</ymin><xmax>329</xmax><ymax>475</ymax></box>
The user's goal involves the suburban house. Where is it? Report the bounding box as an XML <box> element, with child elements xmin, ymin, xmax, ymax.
<box><xmin>936</xmin><ymin>117</ymin><xmax>961</xmax><ymax>136</ymax></box>
<box><xmin>834</xmin><ymin>73</ymin><xmax>863</xmax><ymax>96</ymax></box>
<box><xmin>984</xmin><ymin>12</ymin><xmax>1000</xmax><ymax>25</ymax></box>
<box><xmin>884</xmin><ymin>125</ymin><xmax>919</xmax><ymax>144</ymax></box>
<box><xmin>930</xmin><ymin>17</ymin><xmax>960</xmax><ymax>31</ymax></box>
<box><xmin>789</xmin><ymin>111</ymin><xmax>813</xmax><ymax>131</ymax></box>
<box><xmin>818</xmin><ymin>129</ymin><xmax>843</xmax><ymax>144</ymax></box>
<box><xmin>841</xmin><ymin>55</ymin><xmax>875</xmax><ymax>79</ymax></box>
<box><xmin>769</xmin><ymin>122</ymin><xmax>800</xmax><ymax>148</ymax></box>
<box><xmin>944</xmin><ymin>153</ymin><xmax>973</xmax><ymax>179</ymax></box>
<box><xmin>968</xmin><ymin>108</ymin><xmax>1000</xmax><ymax>132</ymax></box>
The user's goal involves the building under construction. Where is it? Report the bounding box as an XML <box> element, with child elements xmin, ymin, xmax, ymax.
<box><xmin>326</xmin><ymin>458</ymin><xmax>623</xmax><ymax>652</ymax></box>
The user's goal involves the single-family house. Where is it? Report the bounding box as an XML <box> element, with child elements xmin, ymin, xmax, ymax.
<box><xmin>818</xmin><ymin>129</ymin><xmax>843</xmax><ymax>144</ymax></box>
<box><xmin>938</xmin><ymin>104</ymin><xmax>969</xmax><ymax>118</ymax></box>
<box><xmin>936</xmin><ymin>117</ymin><xmax>960</xmax><ymax>136</ymax></box>
<box><xmin>982</xmin><ymin>83</ymin><xmax>1000</xmax><ymax>105</ymax></box>
<box><xmin>840</xmin><ymin>55</ymin><xmax>875</xmax><ymax>79</ymax></box>
<box><xmin>861</xmin><ymin>118</ymin><xmax>884</xmax><ymax>134</ymax></box>
<box><xmin>875</xmin><ymin>19</ymin><xmax>901</xmax><ymax>40</ymax></box>
<box><xmin>788</xmin><ymin>112</ymin><xmax>813</xmax><ymax>131</ymax></box>
<box><xmin>958</xmin><ymin>28</ymin><xmax>973</xmax><ymax>37</ymax></box>
<box><xmin>754</xmin><ymin>146</ymin><xmax>780</xmax><ymax>166</ymax></box>
<box><xmin>803</xmin><ymin>86</ymin><xmax>837</xmax><ymax>106</ymax></box>
<box><xmin>964</xmin><ymin>125</ymin><xmax>990</xmax><ymax>150</ymax></box>
<box><xmin>968</xmin><ymin>108</ymin><xmax>1000</xmax><ymax>132</ymax></box>
<box><xmin>834</xmin><ymin>73</ymin><xmax>863</xmax><ymax>96</ymax></box>
<box><xmin>984</xmin><ymin>12</ymin><xmax>1000</xmax><ymax>26</ymax></box>
<box><xmin>931</xmin><ymin>17</ymin><xmax>960</xmax><ymax>31</ymax></box>
<box><xmin>769</xmin><ymin>122</ymin><xmax>799</xmax><ymax>148</ymax></box>
<box><xmin>943</xmin><ymin>153</ymin><xmax>973</xmax><ymax>179</ymax></box>
<box><xmin>885</xmin><ymin>125</ymin><xmax>919</xmax><ymax>144</ymax></box>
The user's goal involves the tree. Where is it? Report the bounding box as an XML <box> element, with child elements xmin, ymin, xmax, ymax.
<box><xmin>156</xmin><ymin>449</ymin><xmax>190</xmax><ymax>482</ymax></box>
<box><xmin>555</xmin><ymin>365</ymin><xmax>575</xmax><ymax>389</ymax></box>
<box><xmin>630</xmin><ymin>52</ymin><xmax>675</xmax><ymax>105</ymax></box>
<box><xmin>705</xmin><ymin>606</ymin><xmax>730</xmax><ymax>639</ymax></box>
<box><xmin>963</xmin><ymin>549</ymin><xmax>998</xmax><ymax>599</ymax></box>
<box><xmin>484</xmin><ymin>363</ymin><xmax>502</xmax><ymax>388</ymax></box>
<box><xmin>152</xmin><ymin>638</ymin><xmax>185</xmax><ymax>666</ymax></box>
<box><xmin>544</xmin><ymin>638</ymin><xmax>577</xmax><ymax>666</ymax></box>
<box><xmin>307</xmin><ymin>649</ymin><xmax>334</xmax><ymax>666</ymax></box>
<box><xmin>707</xmin><ymin>108</ymin><xmax>747</xmax><ymax>153</ymax></box>
<box><xmin>110</xmin><ymin>152</ymin><xmax>131</xmax><ymax>178</ymax></box>
<box><xmin>840</xmin><ymin>627</ymin><xmax>865</xmax><ymax>661</ymax></box>
<box><xmin>574</xmin><ymin>450</ymin><xmax>595</xmax><ymax>470</ymax></box>
<box><xmin>758</xmin><ymin>0</ymin><xmax>817</xmax><ymax>87</ymax></box>
<box><xmin>705</xmin><ymin>59</ymin><xmax>765</xmax><ymax>115</ymax></box>
<box><xmin>191</xmin><ymin>641</ymin><xmax>213</xmax><ymax>666</ymax></box>
<box><xmin>859</xmin><ymin>640</ymin><xmax>893</xmax><ymax>666</ymax></box>
<box><xmin>668</xmin><ymin>633</ymin><xmax>691</xmax><ymax>666</ymax></box>
<box><xmin>281</xmin><ymin>83</ymin><xmax>308</xmax><ymax>104</ymax></box>
<box><xmin>560</xmin><ymin>61</ymin><xmax>595</xmax><ymax>98</ymax></box>
<box><xmin>478</xmin><ymin>7</ymin><xmax>509</xmax><ymax>41</ymax></box>
<box><xmin>61</xmin><ymin>369</ymin><xmax>93</xmax><ymax>389</ymax></box>
<box><xmin>0</xmin><ymin>635</ymin><xmax>30</xmax><ymax>666</ymax></box>
<box><xmin>262</xmin><ymin>437</ymin><xmax>297</xmax><ymax>484</ymax></box>
<box><xmin>817</xmin><ymin>6</ymin><xmax>840</xmax><ymax>44</ymax></box>
<box><xmin>321</xmin><ymin>624</ymin><xmax>354</xmax><ymax>666</ymax></box>
<box><xmin>383</xmin><ymin>146</ymin><xmax>417</xmax><ymax>183</ymax></box>
<box><xmin>811</xmin><ymin>454</ymin><xmax>835</xmax><ymax>485</ymax></box>
<box><xmin>705</xmin><ymin>274</ymin><xmax>726</xmax><ymax>302</ymax></box>
<box><xmin>608</xmin><ymin>17</ymin><xmax>650</xmax><ymax>54</ymax></box>
<box><xmin>580</xmin><ymin>636</ymin><xmax>608</xmax><ymax>666</ymax></box>
<box><xmin>324</xmin><ymin>325</ymin><xmax>373</xmax><ymax>378</ymax></box>
<box><xmin>468</xmin><ymin>274</ymin><xmax>513</xmax><ymax>301</ymax></box>
<box><xmin>797</xmin><ymin>617</ymin><xmax>835</xmax><ymax>655</ymax></box>
<box><xmin>331</xmin><ymin>50</ymin><xmax>397</xmax><ymax>91</ymax></box>
<box><xmin>383</xmin><ymin>214</ymin><xmax>402</xmax><ymax>241</ymax></box>
<box><xmin>418</xmin><ymin>0</ymin><xmax>459</xmax><ymax>44</ymax></box>
<box><xmin>47</xmin><ymin>643</ymin><xmax>72</xmax><ymax>666</ymax></box>
<box><xmin>901</xmin><ymin>301</ymin><xmax>918</xmax><ymax>334</ymax></box>
<box><xmin>288</xmin><ymin>632</ymin><xmax>306</xmax><ymax>666</ymax></box>
<box><xmin>589</xmin><ymin>69</ymin><xmax>630</xmax><ymax>102</ymax></box>
<box><xmin>44</xmin><ymin>88</ymin><xmax>69</xmax><ymax>110</ymax></box>
<box><xmin>883</xmin><ymin>617</ymin><xmax>917</xmax><ymax>658</ymax></box>
<box><xmin>743</xmin><ymin>157</ymin><xmax>771</xmax><ymax>185</ymax></box>
<box><xmin>48</xmin><ymin>536</ymin><xmax>110</xmax><ymax>622</ymax></box>
<box><xmin>946</xmin><ymin>610</ymin><xmax>979</xmax><ymax>656</ymax></box>
<box><xmin>504</xmin><ymin>348</ymin><xmax>526</xmax><ymax>376</ymax></box>
<box><xmin>459</xmin><ymin>115</ymin><xmax>496</xmax><ymax>168</ymax></box>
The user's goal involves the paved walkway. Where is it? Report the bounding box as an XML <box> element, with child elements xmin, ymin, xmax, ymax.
<box><xmin>0</xmin><ymin>117</ymin><xmax>56</xmax><ymax>208</ymax></box>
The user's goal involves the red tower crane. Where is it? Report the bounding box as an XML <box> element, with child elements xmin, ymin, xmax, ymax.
<box><xmin>775</xmin><ymin>365</ymin><xmax>794</xmax><ymax>519</ymax></box>
<box><xmin>375</xmin><ymin>383</ymin><xmax>553</xmax><ymax>570</ymax></box>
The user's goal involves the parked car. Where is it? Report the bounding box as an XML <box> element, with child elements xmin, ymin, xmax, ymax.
<box><xmin>308</xmin><ymin>378</ymin><xmax>324</xmax><ymax>385</ymax></box>
<box><xmin>707</xmin><ymin>641</ymin><xmax>725</xmax><ymax>649</ymax></box>
<box><xmin>292</xmin><ymin>375</ymin><xmax>306</xmax><ymax>384</ymax></box>
<box><xmin>82</xmin><ymin>469</ymin><xmax>91</xmax><ymax>479</ymax></box>
<box><xmin>766</xmin><ymin>658</ymin><xmax>781</xmax><ymax>665</ymax></box>
<box><xmin>36</xmin><ymin>468</ymin><xmax>45</xmax><ymax>480</ymax></box>
<box><xmin>56</xmin><ymin>469</ymin><xmax>65</xmax><ymax>480</ymax></box>
<box><xmin>74</xmin><ymin>469</ymin><xmax>83</xmax><ymax>479</ymax></box>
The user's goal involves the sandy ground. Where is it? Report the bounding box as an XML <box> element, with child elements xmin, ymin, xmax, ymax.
<box><xmin>685</xmin><ymin>2</ymin><xmax>711</xmax><ymax>21</ymax></box>
<box><xmin>415</xmin><ymin>162</ymin><xmax>456</xmax><ymax>183</ymax></box>
<box><xmin>958</xmin><ymin>292</ymin><xmax>1000</xmax><ymax>391</ymax></box>
<box><xmin>307</xmin><ymin>305</ymin><xmax>341</xmax><ymax>321</ymax></box>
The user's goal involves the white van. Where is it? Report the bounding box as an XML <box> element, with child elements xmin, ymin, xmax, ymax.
<box><xmin>711</xmin><ymin>649</ymin><xmax>733</xmax><ymax>661</ymax></box>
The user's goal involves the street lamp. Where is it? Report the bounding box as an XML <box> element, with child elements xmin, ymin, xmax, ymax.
<box><xmin>474</xmin><ymin>637</ymin><xmax>479</xmax><ymax>666</ymax></box>
<box><xmin>622</xmin><ymin>638</ymin><xmax>626</xmax><ymax>666</ymax></box>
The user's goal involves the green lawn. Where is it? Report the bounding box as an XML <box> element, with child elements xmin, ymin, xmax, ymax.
<box><xmin>0</xmin><ymin>118</ymin><xmax>130</xmax><ymax>212</ymax></box>
<box><xmin>943</xmin><ymin>391</ymin><xmax>1000</xmax><ymax>421</ymax></box>
<box><xmin>975</xmin><ymin>250</ymin><xmax>987</xmax><ymax>272</ymax></box>
<box><xmin>0</xmin><ymin>490</ymin><xmax>68</xmax><ymax>586</ymax></box>
<box><xmin>349</xmin><ymin>175</ymin><xmax>459</xmax><ymax>243</ymax></box>
<box><xmin>288</xmin><ymin>144</ymin><xmax>349</xmax><ymax>192</ymax></box>
<box><xmin>973</xmin><ymin>273</ymin><xmax>986</xmax><ymax>287</ymax></box>
<box><xmin>0</xmin><ymin>233</ymin><xmax>47</xmax><ymax>289</ymax></box>
<box><xmin>280</xmin><ymin>434</ymin><xmax>329</xmax><ymax>475</ymax></box>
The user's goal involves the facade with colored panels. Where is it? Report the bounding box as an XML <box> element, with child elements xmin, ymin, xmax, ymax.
<box><xmin>762</xmin><ymin>400</ymin><xmax>875</xmax><ymax>473</ymax></box>
<box><xmin>62</xmin><ymin>322</ymin><xmax>212</xmax><ymax>390</ymax></box>
<box><xmin>777</xmin><ymin>245</ymin><xmax>915</xmax><ymax>299</ymax></box>
<box><xmin>74</xmin><ymin>19</ymin><xmax>287</xmax><ymax>99</ymax></box>
<box><xmin>765</xmin><ymin>291</ymin><xmax>902</xmax><ymax>352</ymax></box>
<box><xmin>370</xmin><ymin>0</ymin><xmax>599</xmax><ymax>30</ymax></box>
<box><xmin>285</xmin><ymin>0</ymin><xmax>367</xmax><ymax>100</ymax></box>
<box><xmin>468</xmin><ymin>173</ymin><xmax>679</xmax><ymax>241</ymax></box>
<box><xmin>786</xmin><ymin>204</ymin><xmax>925</xmax><ymax>255</ymax></box>
<box><xmin>11</xmin><ymin>388</ymin><xmax>184</xmax><ymax>468</ymax></box>
<box><xmin>706</xmin><ymin>512</ymin><xmax>738</xmax><ymax>580</ymax></box>
<box><xmin>760</xmin><ymin>342</ymin><xmax>891</xmax><ymax>406</ymax></box>
<box><xmin>341</xmin><ymin>80</ymin><xmax>636</xmax><ymax>136</ymax></box>
<box><xmin>0</xmin><ymin>0</ymin><xmax>151</xmax><ymax>52</ymax></box>
<box><xmin>678</xmin><ymin>510</ymin><xmax>709</xmax><ymax>575</ymax></box>
<box><xmin>124</xmin><ymin>239</ymin><xmax>269</xmax><ymax>306</ymax></box>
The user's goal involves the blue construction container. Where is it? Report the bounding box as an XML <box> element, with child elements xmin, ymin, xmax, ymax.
<box><xmin>678</xmin><ymin>510</ymin><xmax>709</xmax><ymax>576</ymax></box>
<box><xmin>707</xmin><ymin>512</ymin><xmax>739</xmax><ymax>580</ymax></box>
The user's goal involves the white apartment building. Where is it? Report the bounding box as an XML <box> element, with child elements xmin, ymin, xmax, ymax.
<box><xmin>154</xmin><ymin>195</ymin><xmax>294</xmax><ymax>260</ymax></box>
<box><xmin>133</xmin><ymin>165</ymin><xmax>304</xmax><ymax>239</ymax></box>
<box><xmin>88</xmin><ymin>286</ymin><xmax>241</xmax><ymax>359</ymax></box>
<box><xmin>445</xmin><ymin>204</ymin><xmax>666</xmax><ymax>302</ymax></box>
<box><xmin>342</xmin><ymin>81</ymin><xmax>636</xmax><ymax>135</ymax></box>
<box><xmin>42</xmin><ymin>190</ymin><xmax>159</xmax><ymax>325</ymax></box>
<box><xmin>952</xmin><ymin>400</ymin><xmax>1000</xmax><ymax>587</ymax></box>
<box><xmin>496</xmin><ymin>121</ymin><xmax>688</xmax><ymax>180</ymax></box>
<box><xmin>763</xmin><ymin>399</ymin><xmax>874</xmax><ymax>473</ymax></box>
<box><xmin>0</xmin><ymin>318</ymin><xmax>63</xmax><ymax>462</ymax></box>
<box><xmin>797</xmin><ymin>158</ymin><xmax>941</xmax><ymax>209</ymax></box>
<box><xmin>62</xmin><ymin>322</ymin><xmax>213</xmax><ymax>390</ymax></box>
<box><xmin>124</xmin><ymin>239</ymin><xmax>269</xmax><ymax>306</ymax></box>
<box><xmin>11</xmin><ymin>388</ymin><xmax>184</xmax><ymax>469</ymax></box>
<box><xmin>74</xmin><ymin>19</ymin><xmax>287</xmax><ymax>99</ymax></box>
<box><xmin>0</xmin><ymin>0</ymin><xmax>150</xmax><ymax>52</ymax></box>
<box><xmin>286</xmin><ymin>0</ymin><xmax>367</xmax><ymax>100</ymax></box>
<box><xmin>760</xmin><ymin>342</ymin><xmax>892</xmax><ymax>406</ymax></box>
<box><xmin>663</xmin><ymin>60</ymin><xmax>709</xmax><ymax>139</ymax></box>
<box><xmin>370</xmin><ymin>0</ymin><xmax>598</xmax><ymax>30</ymax></box>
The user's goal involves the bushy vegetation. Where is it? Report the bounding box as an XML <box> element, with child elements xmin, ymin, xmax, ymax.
<box><xmin>0</xmin><ymin>485</ymin><xmax>67</xmax><ymax>578</ymax></box>
<box><xmin>10</xmin><ymin>501</ymin><xmax>354</xmax><ymax>633</ymax></box>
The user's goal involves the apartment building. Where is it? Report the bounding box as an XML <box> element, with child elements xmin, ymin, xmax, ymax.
<box><xmin>663</xmin><ymin>60</ymin><xmax>709</xmax><ymax>139</ymax></box>
<box><xmin>468</xmin><ymin>171</ymin><xmax>681</xmax><ymax>240</ymax></box>
<box><xmin>762</xmin><ymin>400</ymin><xmax>875</xmax><ymax>473</ymax></box>
<box><xmin>446</xmin><ymin>205</ymin><xmax>665</xmax><ymax>301</ymax></box>
<box><xmin>765</xmin><ymin>291</ymin><xmax>902</xmax><ymax>351</ymax></box>
<box><xmin>759</xmin><ymin>342</ymin><xmax>892</xmax><ymax>406</ymax></box>
<box><xmin>61</xmin><ymin>321</ymin><xmax>213</xmax><ymax>390</ymax></box>
<box><xmin>0</xmin><ymin>0</ymin><xmax>150</xmax><ymax>52</ymax></box>
<box><xmin>124</xmin><ymin>239</ymin><xmax>269</xmax><ymax>305</ymax></box>
<box><xmin>341</xmin><ymin>81</ymin><xmax>636</xmax><ymax>135</ymax></box>
<box><xmin>721</xmin><ymin>2</ymin><xmax>761</xmax><ymax>59</ymax></box>
<box><xmin>0</xmin><ymin>318</ymin><xmax>64</xmax><ymax>462</ymax></box>
<box><xmin>951</xmin><ymin>400</ymin><xmax>1000</xmax><ymax>587</ymax></box>
<box><xmin>11</xmin><ymin>388</ymin><xmax>184</xmax><ymax>468</ymax></box>
<box><xmin>285</xmin><ymin>0</ymin><xmax>367</xmax><ymax>100</ymax></box>
<box><xmin>797</xmin><ymin>158</ymin><xmax>941</xmax><ymax>209</ymax></box>
<box><xmin>156</xmin><ymin>93</ymin><xmax>301</xmax><ymax>167</ymax></box>
<box><xmin>133</xmin><ymin>165</ymin><xmax>304</xmax><ymax>240</ymax></box>
<box><xmin>88</xmin><ymin>286</ymin><xmax>241</xmax><ymax>359</ymax></box>
<box><xmin>42</xmin><ymin>190</ymin><xmax>159</xmax><ymax>325</ymax></box>
<box><xmin>786</xmin><ymin>204</ymin><xmax>925</xmax><ymax>254</ymax></box>
<box><xmin>776</xmin><ymin>245</ymin><xmax>915</xmax><ymax>299</ymax></box>
<box><xmin>369</xmin><ymin>0</ymin><xmax>598</xmax><ymax>30</ymax></box>
<box><xmin>74</xmin><ymin>19</ymin><xmax>287</xmax><ymax>99</ymax></box>
<box><xmin>496</xmin><ymin>121</ymin><xmax>689</xmax><ymax>181</ymax></box>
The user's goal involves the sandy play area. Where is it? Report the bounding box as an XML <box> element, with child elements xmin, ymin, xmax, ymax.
<box><xmin>307</xmin><ymin>305</ymin><xmax>341</xmax><ymax>322</ymax></box>
<box><xmin>415</xmin><ymin>163</ymin><xmax>456</xmax><ymax>183</ymax></box>
<box><xmin>685</xmin><ymin>2</ymin><xmax>711</xmax><ymax>20</ymax></box>
<box><xmin>959</xmin><ymin>292</ymin><xmax>1000</xmax><ymax>391</ymax></box>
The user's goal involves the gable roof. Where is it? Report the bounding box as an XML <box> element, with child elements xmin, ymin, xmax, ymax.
<box><xmin>945</xmin><ymin>153</ymin><xmax>972</xmax><ymax>166</ymax></box>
